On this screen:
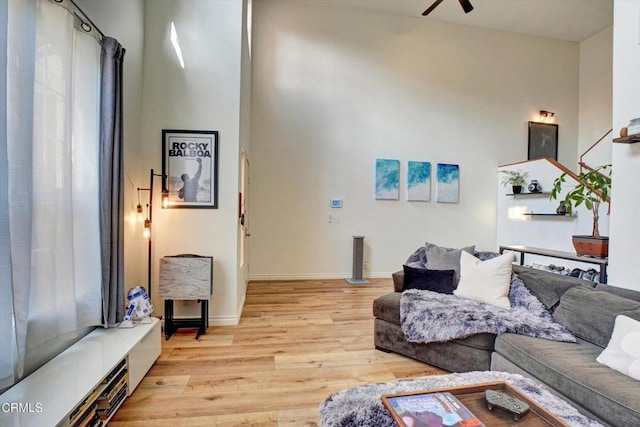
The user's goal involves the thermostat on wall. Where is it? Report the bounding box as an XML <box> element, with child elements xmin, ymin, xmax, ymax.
<box><xmin>330</xmin><ymin>199</ymin><xmax>343</xmax><ymax>208</ymax></box>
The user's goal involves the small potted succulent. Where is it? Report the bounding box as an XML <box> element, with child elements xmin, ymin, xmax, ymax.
<box><xmin>499</xmin><ymin>169</ymin><xmax>529</xmax><ymax>194</ymax></box>
<box><xmin>550</xmin><ymin>164</ymin><xmax>611</xmax><ymax>258</ymax></box>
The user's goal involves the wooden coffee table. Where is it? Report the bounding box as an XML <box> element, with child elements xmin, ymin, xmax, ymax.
<box><xmin>382</xmin><ymin>381</ymin><xmax>568</xmax><ymax>427</ymax></box>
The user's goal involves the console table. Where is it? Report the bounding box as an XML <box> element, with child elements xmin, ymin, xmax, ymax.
<box><xmin>499</xmin><ymin>245</ymin><xmax>608</xmax><ymax>284</ymax></box>
<box><xmin>0</xmin><ymin>319</ymin><xmax>160</xmax><ymax>427</ymax></box>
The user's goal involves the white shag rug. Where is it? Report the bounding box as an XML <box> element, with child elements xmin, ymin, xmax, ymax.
<box><xmin>318</xmin><ymin>371</ymin><xmax>603</xmax><ymax>427</ymax></box>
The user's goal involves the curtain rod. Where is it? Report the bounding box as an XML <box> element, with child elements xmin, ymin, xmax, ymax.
<box><xmin>69</xmin><ymin>0</ymin><xmax>105</xmax><ymax>38</ymax></box>
<box><xmin>53</xmin><ymin>0</ymin><xmax>105</xmax><ymax>39</ymax></box>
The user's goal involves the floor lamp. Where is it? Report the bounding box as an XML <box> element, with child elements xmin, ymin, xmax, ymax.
<box><xmin>137</xmin><ymin>168</ymin><xmax>169</xmax><ymax>302</ymax></box>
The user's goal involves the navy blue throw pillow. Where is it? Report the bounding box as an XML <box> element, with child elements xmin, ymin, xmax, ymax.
<box><xmin>403</xmin><ymin>265</ymin><xmax>455</xmax><ymax>294</ymax></box>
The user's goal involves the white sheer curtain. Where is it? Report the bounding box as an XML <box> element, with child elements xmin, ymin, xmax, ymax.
<box><xmin>1</xmin><ymin>0</ymin><xmax>102</xmax><ymax>388</ymax></box>
<box><xmin>0</xmin><ymin>0</ymin><xmax>13</xmax><ymax>391</ymax></box>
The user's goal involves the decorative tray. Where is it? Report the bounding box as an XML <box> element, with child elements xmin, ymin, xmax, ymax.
<box><xmin>381</xmin><ymin>380</ymin><xmax>569</xmax><ymax>426</ymax></box>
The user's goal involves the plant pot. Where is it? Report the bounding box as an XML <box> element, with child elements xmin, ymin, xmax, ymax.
<box><xmin>572</xmin><ymin>235</ymin><xmax>609</xmax><ymax>258</ymax></box>
<box><xmin>512</xmin><ymin>185</ymin><xmax>522</xmax><ymax>194</ymax></box>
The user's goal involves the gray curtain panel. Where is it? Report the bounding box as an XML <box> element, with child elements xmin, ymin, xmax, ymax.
<box><xmin>100</xmin><ymin>37</ymin><xmax>126</xmax><ymax>327</ymax></box>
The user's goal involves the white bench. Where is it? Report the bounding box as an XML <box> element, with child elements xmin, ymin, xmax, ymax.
<box><xmin>0</xmin><ymin>318</ymin><xmax>160</xmax><ymax>426</ymax></box>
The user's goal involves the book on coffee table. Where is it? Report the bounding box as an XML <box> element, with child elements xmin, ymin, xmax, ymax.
<box><xmin>382</xmin><ymin>391</ymin><xmax>485</xmax><ymax>427</ymax></box>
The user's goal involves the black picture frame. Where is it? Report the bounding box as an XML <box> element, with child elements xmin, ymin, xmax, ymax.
<box><xmin>528</xmin><ymin>121</ymin><xmax>558</xmax><ymax>161</ymax></box>
<box><xmin>162</xmin><ymin>129</ymin><xmax>219</xmax><ymax>209</ymax></box>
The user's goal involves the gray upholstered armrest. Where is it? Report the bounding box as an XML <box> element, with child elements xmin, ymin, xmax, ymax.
<box><xmin>392</xmin><ymin>270</ymin><xmax>405</xmax><ymax>293</ymax></box>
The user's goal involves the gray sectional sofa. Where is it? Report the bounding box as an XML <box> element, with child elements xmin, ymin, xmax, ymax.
<box><xmin>373</xmin><ymin>263</ymin><xmax>640</xmax><ymax>426</ymax></box>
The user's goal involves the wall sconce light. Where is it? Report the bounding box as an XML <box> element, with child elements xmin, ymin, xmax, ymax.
<box><xmin>539</xmin><ymin>110</ymin><xmax>555</xmax><ymax>123</ymax></box>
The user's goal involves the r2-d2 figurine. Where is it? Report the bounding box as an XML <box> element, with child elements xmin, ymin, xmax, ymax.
<box><xmin>120</xmin><ymin>286</ymin><xmax>154</xmax><ymax>328</ymax></box>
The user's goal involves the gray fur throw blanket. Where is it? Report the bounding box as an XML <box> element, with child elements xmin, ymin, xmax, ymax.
<box><xmin>401</xmin><ymin>275</ymin><xmax>576</xmax><ymax>343</ymax></box>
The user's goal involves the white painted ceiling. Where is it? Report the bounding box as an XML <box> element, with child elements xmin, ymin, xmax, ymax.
<box><xmin>287</xmin><ymin>0</ymin><xmax>613</xmax><ymax>42</ymax></box>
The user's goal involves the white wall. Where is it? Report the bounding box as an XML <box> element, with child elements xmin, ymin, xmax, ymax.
<box><xmin>75</xmin><ymin>0</ymin><xmax>146</xmax><ymax>288</ymax></box>
<box><xmin>237</xmin><ymin>0</ymin><xmax>252</xmax><ymax>311</ymax></box>
<box><xmin>249</xmin><ymin>0</ymin><xmax>580</xmax><ymax>280</ymax></box>
<box><xmin>579</xmin><ymin>26</ymin><xmax>613</xmax><ymax>166</ymax></box>
<box><xmin>140</xmin><ymin>0</ymin><xmax>245</xmax><ymax>323</ymax></box>
<box><xmin>495</xmin><ymin>28</ymin><xmax>614</xmax><ymax>273</ymax></box>
<box><xmin>609</xmin><ymin>0</ymin><xmax>640</xmax><ymax>289</ymax></box>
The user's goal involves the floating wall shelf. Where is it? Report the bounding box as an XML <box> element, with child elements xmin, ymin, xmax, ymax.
<box><xmin>506</xmin><ymin>192</ymin><xmax>551</xmax><ymax>197</ymax></box>
<box><xmin>522</xmin><ymin>213</ymin><xmax>575</xmax><ymax>217</ymax></box>
<box><xmin>612</xmin><ymin>134</ymin><xmax>640</xmax><ymax>144</ymax></box>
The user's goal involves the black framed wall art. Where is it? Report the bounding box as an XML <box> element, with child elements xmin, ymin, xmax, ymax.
<box><xmin>162</xmin><ymin>129</ymin><xmax>219</xmax><ymax>209</ymax></box>
<box><xmin>528</xmin><ymin>121</ymin><xmax>558</xmax><ymax>161</ymax></box>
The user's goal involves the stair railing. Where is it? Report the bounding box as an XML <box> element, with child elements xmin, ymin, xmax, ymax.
<box><xmin>500</xmin><ymin>129</ymin><xmax>613</xmax><ymax>215</ymax></box>
<box><xmin>578</xmin><ymin>128</ymin><xmax>612</xmax><ymax>174</ymax></box>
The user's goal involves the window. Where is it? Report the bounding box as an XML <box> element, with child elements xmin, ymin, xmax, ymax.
<box><xmin>1</xmin><ymin>0</ymin><xmax>103</xmax><ymax>391</ymax></box>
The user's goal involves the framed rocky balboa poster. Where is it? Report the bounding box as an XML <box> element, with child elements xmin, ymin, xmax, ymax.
<box><xmin>162</xmin><ymin>129</ymin><xmax>219</xmax><ymax>209</ymax></box>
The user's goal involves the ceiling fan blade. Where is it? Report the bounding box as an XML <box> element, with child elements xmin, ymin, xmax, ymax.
<box><xmin>458</xmin><ymin>0</ymin><xmax>474</xmax><ymax>13</ymax></box>
<box><xmin>422</xmin><ymin>0</ymin><xmax>445</xmax><ymax>16</ymax></box>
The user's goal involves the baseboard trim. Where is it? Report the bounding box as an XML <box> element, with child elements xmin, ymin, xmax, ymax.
<box><xmin>248</xmin><ymin>272</ymin><xmax>392</xmax><ymax>281</ymax></box>
<box><xmin>209</xmin><ymin>315</ymin><xmax>240</xmax><ymax>326</ymax></box>
<box><xmin>210</xmin><ymin>292</ymin><xmax>245</xmax><ymax>326</ymax></box>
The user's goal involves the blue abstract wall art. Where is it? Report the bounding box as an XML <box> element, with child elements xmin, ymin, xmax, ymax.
<box><xmin>407</xmin><ymin>161</ymin><xmax>431</xmax><ymax>201</ymax></box>
<box><xmin>375</xmin><ymin>159</ymin><xmax>400</xmax><ymax>200</ymax></box>
<box><xmin>436</xmin><ymin>163</ymin><xmax>459</xmax><ymax>203</ymax></box>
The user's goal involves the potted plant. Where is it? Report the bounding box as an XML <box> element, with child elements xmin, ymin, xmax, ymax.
<box><xmin>499</xmin><ymin>169</ymin><xmax>529</xmax><ymax>194</ymax></box>
<box><xmin>550</xmin><ymin>164</ymin><xmax>611</xmax><ymax>258</ymax></box>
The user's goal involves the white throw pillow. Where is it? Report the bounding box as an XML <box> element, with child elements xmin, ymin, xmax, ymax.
<box><xmin>596</xmin><ymin>315</ymin><xmax>640</xmax><ymax>381</ymax></box>
<box><xmin>453</xmin><ymin>251</ymin><xmax>514</xmax><ymax>309</ymax></box>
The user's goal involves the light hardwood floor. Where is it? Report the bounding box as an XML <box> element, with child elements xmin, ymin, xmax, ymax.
<box><xmin>110</xmin><ymin>279</ymin><xmax>446</xmax><ymax>426</ymax></box>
